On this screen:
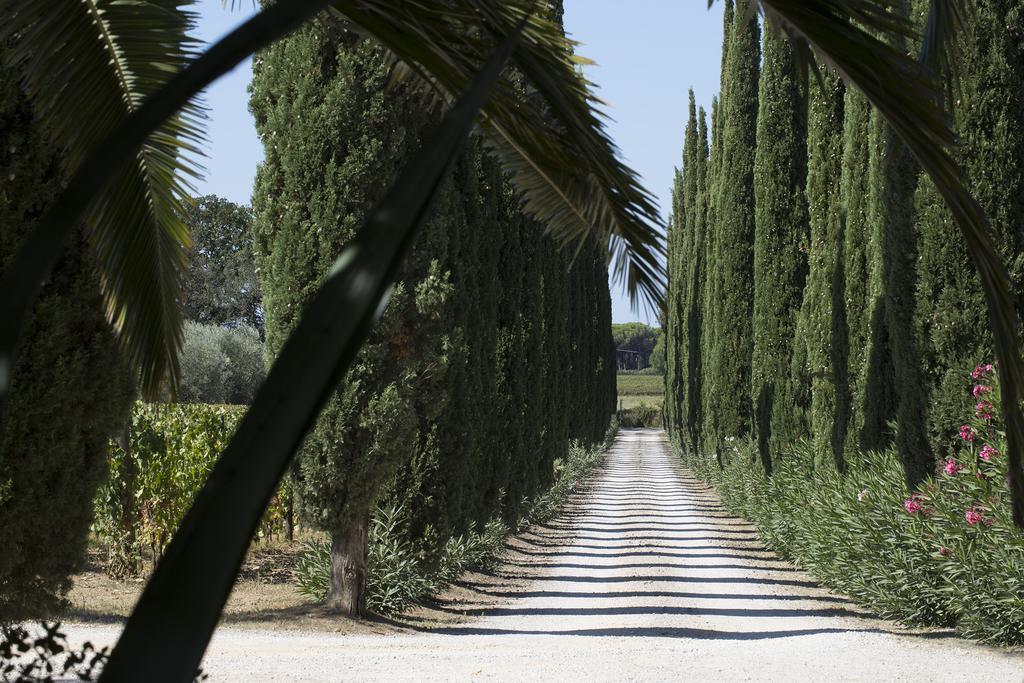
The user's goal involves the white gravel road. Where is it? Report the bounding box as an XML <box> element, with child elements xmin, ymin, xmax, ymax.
<box><xmin>61</xmin><ymin>429</ymin><xmax>1023</xmax><ymax>681</ymax></box>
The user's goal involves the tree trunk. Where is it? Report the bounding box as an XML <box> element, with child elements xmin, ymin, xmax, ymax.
<box><xmin>284</xmin><ymin>490</ymin><xmax>294</xmax><ymax>542</ymax></box>
<box><xmin>325</xmin><ymin>518</ymin><xmax>368</xmax><ymax>618</ymax></box>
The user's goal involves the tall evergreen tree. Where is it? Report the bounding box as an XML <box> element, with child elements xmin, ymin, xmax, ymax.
<box><xmin>700</xmin><ymin>3</ymin><xmax>732</xmax><ymax>457</ymax></box>
<box><xmin>709</xmin><ymin>5</ymin><xmax>759</xmax><ymax>441</ymax></box>
<box><xmin>840</xmin><ymin>90</ymin><xmax>872</xmax><ymax>453</ymax></box>
<box><xmin>670</xmin><ymin>93</ymin><xmax>699</xmax><ymax>451</ymax></box>
<box><xmin>798</xmin><ymin>68</ymin><xmax>846</xmax><ymax>470</ymax></box>
<box><xmin>251</xmin><ymin>25</ymin><xmax>453</xmax><ymax>616</ymax></box>
<box><xmin>701</xmin><ymin>93</ymin><xmax>723</xmax><ymax>457</ymax></box>
<box><xmin>0</xmin><ymin>53</ymin><xmax>133</xmax><ymax>621</ymax></box>
<box><xmin>751</xmin><ymin>24</ymin><xmax>808</xmax><ymax>471</ymax></box>
<box><xmin>684</xmin><ymin>107</ymin><xmax>710</xmax><ymax>456</ymax></box>
<box><xmin>914</xmin><ymin>0</ymin><xmax>1024</xmax><ymax>458</ymax></box>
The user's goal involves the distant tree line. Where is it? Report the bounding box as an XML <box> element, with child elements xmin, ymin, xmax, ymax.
<box><xmin>612</xmin><ymin>322</ymin><xmax>664</xmax><ymax>372</ymax></box>
<box><xmin>665</xmin><ymin>0</ymin><xmax>1024</xmax><ymax>480</ymax></box>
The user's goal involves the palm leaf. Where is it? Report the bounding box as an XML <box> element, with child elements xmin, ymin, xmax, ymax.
<box><xmin>750</xmin><ymin>0</ymin><xmax>1024</xmax><ymax>527</ymax></box>
<box><xmin>328</xmin><ymin>1</ymin><xmax>666</xmax><ymax>311</ymax></box>
<box><xmin>99</xmin><ymin>26</ymin><xmax>523</xmax><ymax>680</ymax></box>
<box><xmin>0</xmin><ymin>0</ymin><xmax>205</xmax><ymax>397</ymax></box>
<box><xmin>0</xmin><ymin>0</ymin><xmax>665</xmax><ymax>412</ymax></box>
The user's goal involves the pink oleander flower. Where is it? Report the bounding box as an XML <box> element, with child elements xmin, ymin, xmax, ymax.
<box><xmin>979</xmin><ymin>444</ymin><xmax>998</xmax><ymax>461</ymax></box>
<box><xmin>972</xmin><ymin>384</ymin><xmax>992</xmax><ymax>399</ymax></box>
<box><xmin>965</xmin><ymin>508</ymin><xmax>983</xmax><ymax>526</ymax></box>
<box><xmin>939</xmin><ymin>546</ymin><xmax>952</xmax><ymax>558</ymax></box>
<box><xmin>976</xmin><ymin>401</ymin><xmax>994</xmax><ymax>420</ymax></box>
<box><xmin>944</xmin><ymin>459</ymin><xmax>961</xmax><ymax>476</ymax></box>
<box><xmin>971</xmin><ymin>363</ymin><xmax>995</xmax><ymax>380</ymax></box>
<box><xmin>904</xmin><ymin>498</ymin><xmax>922</xmax><ymax>514</ymax></box>
<box><xmin>857</xmin><ymin>489</ymin><xmax>869</xmax><ymax>502</ymax></box>
<box><xmin>959</xmin><ymin>425</ymin><xmax>977</xmax><ymax>442</ymax></box>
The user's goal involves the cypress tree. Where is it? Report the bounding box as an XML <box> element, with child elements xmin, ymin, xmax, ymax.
<box><xmin>701</xmin><ymin>94</ymin><xmax>723</xmax><ymax>457</ymax></box>
<box><xmin>914</xmin><ymin>0</ymin><xmax>1024</xmax><ymax>456</ymax></box>
<box><xmin>684</xmin><ymin>106</ymin><xmax>710</xmax><ymax>455</ymax></box>
<box><xmin>666</xmin><ymin>170</ymin><xmax>684</xmax><ymax>438</ymax></box>
<box><xmin>751</xmin><ymin>24</ymin><xmax>808</xmax><ymax>470</ymax></box>
<box><xmin>869</xmin><ymin>109</ymin><xmax>930</xmax><ymax>481</ymax></box>
<box><xmin>798</xmin><ymin>68</ymin><xmax>845</xmax><ymax>470</ymax></box>
<box><xmin>840</xmin><ymin>90</ymin><xmax>872</xmax><ymax>453</ymax></box>
<box><xmin>251</xmin><ymin>24</ymin><xmax>453</xmax><ymax>616</ymax></box>
<box><xmin>709</xmin><ymin>5</ymin><xmax>759</xmax><ymax>441</ymax></box>
<box><xmin>0</xmin><ymin>55</ymin><xmax>133</xmax><ymax>620</ymax></box>
<box><xmin>700</xmin><ymin>2</ymin><xmax>732</xmax><ymax>457</ymax></box>
<box><xmin>670</xmin><ymin>94</ymin><xmax>699</xmax><ymax>451</ymax></box>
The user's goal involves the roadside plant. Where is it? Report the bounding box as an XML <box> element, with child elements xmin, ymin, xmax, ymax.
<box><xmin>685</xmin><ymin>363</ymin><xmax>1023</xmax><ymax>643</ymax></box>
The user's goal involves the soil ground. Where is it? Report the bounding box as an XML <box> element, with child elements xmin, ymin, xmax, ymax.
<box><xmin>57</xmin><ymin>430</ymin><xmax>1024</xmax><ymax>680</ymax></box>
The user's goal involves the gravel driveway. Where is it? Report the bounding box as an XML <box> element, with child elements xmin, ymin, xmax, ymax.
<box><xmin>62</xmin><ymin>429</ymin><xmax>1023</xmax><ymax>681</ymax></box>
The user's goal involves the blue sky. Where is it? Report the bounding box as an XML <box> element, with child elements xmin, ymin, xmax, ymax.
<box><xmin>189</xmin><ymin>0</ymin><xmax>724</xmax><ymax>324</ymax></box>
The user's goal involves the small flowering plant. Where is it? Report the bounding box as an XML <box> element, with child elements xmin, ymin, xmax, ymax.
<box><xmin>904</xmin><ymin>362</ymin><xmax>1023</xmax><ymax>643</ymax></box>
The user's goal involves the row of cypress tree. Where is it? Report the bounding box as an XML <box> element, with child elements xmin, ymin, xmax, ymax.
<box><xmin>665</xmin><ymin>0</ymin><xmax>1024</xmax><ymax>485</ymax></box>
<box><xmin>250</xmin><ymin>10</ymin><xmax>615</xmax><ymax>616</ymax></box>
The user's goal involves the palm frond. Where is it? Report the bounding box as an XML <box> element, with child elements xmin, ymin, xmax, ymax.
<box><xmin>919</xmin><ymin>0</ymin><xmax>963</xmax><ymax>79</ymax></box>
<box><xmin>1</xmin><ymin>0</ymin><xmax>206</xmax><ymax>397</ymax></box>
<box><xmin>750</xmin><ymin>0</ymin><xmax>1024</xmax><ymax>527</ymax></box>
<box><xmin>328</xmin><ymin>1</ymin><xmax>666</xmax><ymax>312</ymax></box>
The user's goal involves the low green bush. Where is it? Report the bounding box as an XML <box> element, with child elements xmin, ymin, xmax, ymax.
<box><xmin>93</xmin><ymin>403</ymin><xmax>291</xmax><ymax>576</ymax></box>
<box><xmin>683</xmin><ymin>364</ymin><xmax>1024</xmax><ymax>645</ymax></box>
<box><xmin>618</xmin><ymin>403</ymin><xmax>663</xmax><ymax>428</ymax></box>
<box><xmin>296</xmin><ymin>505</ymin><xmax>510</xmax><ymax>615</ymax></box>
<box><xmin>178</xmin><ymin>322</ymin><xmax>265</xmax><ymax>405</ymax></box>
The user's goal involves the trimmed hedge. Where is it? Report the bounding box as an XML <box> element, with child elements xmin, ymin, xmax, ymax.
<box><xmin>681</xmin><ymin>364</ymin><xmax>1024</xmax><ymax>645</ymax></box>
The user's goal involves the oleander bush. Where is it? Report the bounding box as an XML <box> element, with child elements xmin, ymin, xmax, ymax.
<box><xmin>683</xmin><ymin>363</ymin><xmax>1024</xmax><ymax>645</ymax></box>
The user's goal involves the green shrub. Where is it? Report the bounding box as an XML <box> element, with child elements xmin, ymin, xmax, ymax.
<box><xmin>296</xmin><ymin>505</ymin><xmax>509</xmax><ymax>616</ymax></box>
<box><xmin>178</xmin><ymin>323</ymin><xmax>265</xmax><ymax>405</ymax></box>
<box><xmin>618</xmin><ymin>403</ymin><xmax>663</xmax><ymax>429</ymax></box>
<box><xmin>683</xmin><ymin>364</ymin><xmax>1024</xmax><ymax>645</ymax></box>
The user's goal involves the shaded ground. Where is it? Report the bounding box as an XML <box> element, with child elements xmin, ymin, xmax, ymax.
<box><xmin>61</xmin><ymin>430</ymin><xmax>1023</xmax><ymax>680</ymax></box>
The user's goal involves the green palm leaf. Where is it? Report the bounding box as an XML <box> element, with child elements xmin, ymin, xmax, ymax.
<box><xmin>750</xmin><ymin>0</ymin><xmax>1024</xmax><ymax>526</ymax></box>
<box><xmin>0</xmin><ymin>0</ymin><xmax>665</xmax><ymax>411</ymax></box>
<box><xmin>1</xmin><ymin>0</ymin><xmax>205</xmax><ymax>397</ymax></box>
<box><xmin>327</xmin><ymin>1</ymin><xmax>666</xmax><ymax>311</ymax></box>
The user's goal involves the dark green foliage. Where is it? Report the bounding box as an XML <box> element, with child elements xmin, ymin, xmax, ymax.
<box><xmin>701</xmin><ymin>96</ymin><xmax>723</xmax><ymax>457</ymax></box>
<box><xmin>751</xmin><ymin>25</ymin><xmax>808</xmax><ymax>470</ymax></box>
<box><xmin>669</xmin><ymin>93</ymin><xmax>698</xmax><ymax>451</ymax></box>
<box><xmin>684</xmin><ymin>108</ymin><xmax>710</xmax><ymax>456</ymax></box>
<box><xmin>0</xmin><ymin>53</ymin><xmax>133</xmax><ymax>621</ymax></box>
<box><xmin>798</xmin><ymin>69</ymin><xmax>845</xmax><ymax>470</ymax></box>
<box><xmin>681</xmin><ymin>365</ymin><xmax>1024</xmax><ymax>646</ymax></box>
<box><xmin>181</xmin><ymin>196</ymin><xmax>262</xmax><ymax>332</ymax></box>
<box><xmin>840</xmin><ymin>90</ymin><xmax>872</xmax><ymax>454</ymax></box>
<box><xmin>708</xmin><ymin>6</ymin><xmax>759</xmax><ymax>441</ymax></box>
<box><xmin>868</xmin><ymin>103</ymin><xmax>930</xmax><ymax>483</ymax></box>
<box><xmin>611</xmin><ymin>322</ymin><xmax>660</xmax><ymax>367</ymax></box>
<box><xmin>915</xmin><ymin>0</ymin><xmax>1024</xmax><ymax>458</ymax></box>
<box><xmin>251</xmin><ymin>24</ymin><xmax>455</xmax><ymax>612</ymax></box>
<box><xmin>251</xmin><ymin>15</ymin><xmax>615</xmax><ymax>611</ymax></box>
